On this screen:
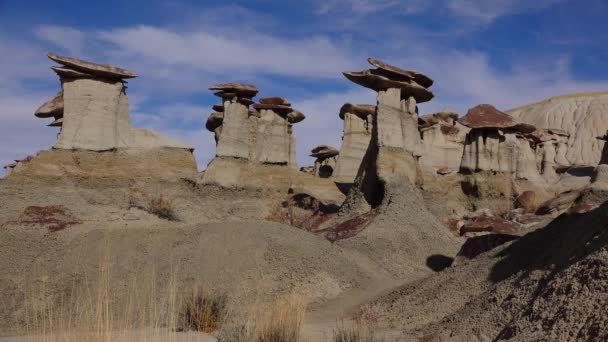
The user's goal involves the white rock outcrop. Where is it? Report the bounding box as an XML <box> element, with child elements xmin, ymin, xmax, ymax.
<box><xmin>507</xmin><ymin>92</ymin><xmax>608</xmax><ymax>166</ymax></box>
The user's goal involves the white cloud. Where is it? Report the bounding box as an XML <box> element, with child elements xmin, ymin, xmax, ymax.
<box><xmin>317</xmin><ymin>0</ymin><xmax>565</xmax><ymax>23</ymax></box>
<box><xmin>34</xmin><ymin>25</ymin><xmax>86</xmax><ymax>55</ymax></box>
<box><xmin>447</xmin><ymin>0</ymin><xmax>566</xmax><ymax>23</ymax></box>
<box><xmin>317</xmin><ymin>0</ymin><xmax>426</xmax><ymax>15</ymax></box>
<box><xmin>97</xmin><ymin>25</ymin><xmax>358</xmax><ymax>79</ymax></box>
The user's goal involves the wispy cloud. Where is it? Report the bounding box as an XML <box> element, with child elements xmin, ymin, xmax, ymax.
<box><xmin>446</xmin><ymin>0</ymin><xmax>567</xmax><ymax>23</ymax></box>
<box><xmin>34</xmin><ymin>25</ymin><xmax>85</xmax><ymax>55</ymax></box>
<box><xmin>316</xmin><ymin>0</ymin><xmax>566</xmax><ymax>23</ymax></box>
<box><xmin>97</xmin><ymin>25</ymin><xmax>358</xmax><ymax>79</ymax></box>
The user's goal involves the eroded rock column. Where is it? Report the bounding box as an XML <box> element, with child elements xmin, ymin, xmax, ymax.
<box><xmin>35</xmin><ymin>52</ymin><xmax>191</xmax><ymax>152</ymax></box>
<box><xmin>341</xmin><ymin>57</ymin><xmax>435</xmax><ymax>210</ymax></box>
<box><xmin>208</xmin><ymin>83</ymin><xmax>259</xmax><ymax>159</ymax></box>
<box><xmin>334</xmin><ymin>103</ymin><xmax>374</xmax><ymax>182</ymax></box>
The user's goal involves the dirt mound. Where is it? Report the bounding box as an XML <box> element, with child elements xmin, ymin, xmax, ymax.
<box><xmin>0</xmin><ymin>221</ymin><xmax>387</xmax><ymax>335</ymax></box>
<box><xmin>374</xmin><ymin>198</ymin><xmax>608</xmax><ymax>341</ymax></box>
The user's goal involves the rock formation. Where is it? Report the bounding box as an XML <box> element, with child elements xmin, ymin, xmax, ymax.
<box><xmin>201</xmin><ymin>89</ymin><xmax>314</xmax><ymax>190</ymax></box>
<box><xmin>310</xmin><ymin>145</ymin><xmax>339</xmax><ymax>178</ymax></box>
<box><xmin>417</xmin><ymin>109</ymin><xmax>469</xmax><ymax>175</ymax></box>
<box><xmin>35</xmin><ymin>53</ymin><xmax>191</xmax><ymax>151</ymax></box>
<box><xmin>508</xmin><ymin>92</ymin><xmax>608</xmax><ymax>166</ymax></box>
<box><xmin>333</xmin><ymin>103</ymin><xmax>374</xmax><ymax>182</ymax></box>
<box><xmin>458</xmin><ymin>104</ymin><xmax>544</xmax><ymax>181</ymax></box>
<box><xmin>333</xmin><ymin>57</ymin><xmax>458</xmax><ymax>277</ymax></box>
<box><xmin>204</xmin><ymin>90</ymin><xmax>305</xmax><ymax>167</ymax></box>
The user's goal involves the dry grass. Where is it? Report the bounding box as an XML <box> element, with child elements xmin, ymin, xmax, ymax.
<box><xmin>255</xmin><ymin>295</ymin><xmax>305</xmax><ymax>342</ymax></box>
<box><xmin>18</xmin><ymin>253</ymin><xmax>308</xmax><ymax>342</ymax></box>
<box><xmin>177</xmin><ymin>289</ymin><xmax>227</xmax><ymax>333</ymax></box>
<box><xmin>21</xmin><ymin>256</ymin><xmax>182</xmax><ymax>342</ymax></box>
<box><xmin>331</xmin><ymin>320</ymin><xmax>385</xmax><ymax>342</ymax></box>
<box><xmin>147</xmin><ymin>194</ymin><xmax>178</xmax><ymax>221</ymax></box>
<box><xmin>217</xmin><ymin>295</ymin><xmax>306</xmax><ymax>342</ymax></box>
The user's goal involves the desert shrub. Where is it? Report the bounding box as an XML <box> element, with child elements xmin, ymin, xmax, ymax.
<box><xmin>147</xmin><ymin>194</ymin><xmax>178</xmax><ymax>221</ymax></box>
<box><xmin>254</xmin><ymin>296</ymin><xmax>305</xmax><ymax>342</ymax></box>
<box><xmin>177</xmin><ymin>290</ymin><xmax>227</xmax><ymax>333</ymax></box>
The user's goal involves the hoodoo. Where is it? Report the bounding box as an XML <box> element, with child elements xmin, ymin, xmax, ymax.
<box><xmin>35</xmin><ymin>53</ymin><xmax>191</xmax><ymax>151</ymax></box>
<box><xmin>334</xmin><ymin>57</ymin><xmax>458</xmax><ymax>278</ymax></box>
<box><xmin>333</xmin><ymin>103</ymin><xmax>374</xmax><ymax>182</ymax></box>
<box><xmin>310</xmin><ymin>145</ymin><xmax>339</xmax><ymax>178</ymax></box>
<box><xmin>458</xmin><ymin>104</ymin><xmax>540</xmax><ymax>180</ymax></box>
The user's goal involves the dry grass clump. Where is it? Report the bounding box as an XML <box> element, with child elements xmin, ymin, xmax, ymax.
<box><xmin>177</xmin><ymin>290</ymin><xmax>227</xmax><ymax>333</ymax></box>
<box><xmin>147</xmin><ymin>194</ymin><xmax>178</xmax><ymax>221</ymax></box>
<box><xmin>255</xmin><ymin>295</ymin><xmax>305</xmax><ymax>342</ymax></box>
<box><xmin>331</xmin><ymin>321</ymin><xmax>385</xmax><ymax>342</ymax></box>
<box><xmin>218</xmin><ymin>295</ymin><xmax>306</xmax><ymax>342</ymax></box>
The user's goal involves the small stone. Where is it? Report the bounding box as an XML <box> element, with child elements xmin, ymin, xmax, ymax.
<box><xmin>437</xmin><ymin>166</ymin><xmax>454</xmax><ymax>175</ymax></box>
<box><xmin>209</xmin><ymin>83</ymin><xmax>259</xmax><ymax>97</ymax></box>
<box><xmin>212</xmin><ymin>104</ymin><xmax>224</xmax><ymax>112</ymax></box>
<box><xmin>48</xmin><ymin>117</ymin><xmax>63</xmax><ymax>127</ymax></box>
<box><xmin>515</xmin><ymin>191</ymin><xmax>537</xmax><ymax>213</ymax></box>
<box><xmin>252</xmin><ymin>103</ymin><xmax>294</xmax><ymax>115</ymax></box>
<box><xmin>460</xmin><ymin>216</ymin><xmax>520</xmax><ymax>236</ymax></box>
<box><xmin>342</xmin><ymin>70</ymin><xmax>434</xmax><ymax>103</ymax></box>
<box><xmin>259</xmin><ymin>97</ymin><xmax>291</xmax><ymax>106</ymax></box>
<box><xmin>310</xmin><ymin>145</ymin><xmax>339</xmax><ymax>159</ymax></box>
<box><xmin>339</xmin><ymin>103</ymin><xmax>376</xmax><ymax>120</ymax></box>
<box><xmin>536</xmin><ymin>190</ymin><xmax>581</xmax><ymax>215</ymax></box>
<box><xmin>367</xmin><ymin>57</ymin><xmax>434</xmax><ymax>88</ymax></box>
<box><xmin>205</xmin><ymin>112</ymin><xmax>224</xmax><ymax>132</ymax></box>
<box><xmin>458</xmin><ymin>104</ymin><xmax>535</xmax><ymax>133</ymax></box>
<box><xmin>287</xmin><ymin>110</ymin><xmax>305</xmax><ymax>124</ymax></box>
<box><xmin>567</xmin><ymin>203</ymin><xmax>598</xmax><ymax>215</ymax></box>
<box><xmin>48</xmin><ymin>52</ymin><xmax>137</xmax><ymax>79</ymax></box>
<box><xmin>35</xmin><ymin>91</ymin><xmax>63</xmax><ymax>118</ymax></box>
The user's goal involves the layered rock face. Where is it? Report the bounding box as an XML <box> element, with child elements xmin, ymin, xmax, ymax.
<box><xmin>418</xmin><ymin>110</ymin><xmax>469</xmax><ymax>174</ymax></box>
<box><xmin>507</xmin><ymin>92</ymin><xmax>608</xmax><ymax>166</ymax></box>
<box><xmin>333</xmin><ymin>103</ymin><xmax>374</xmax><ymax>182</ymax></box>
<box><xmin>36</xmin><ymin>53</ymin><xmax>191</xmax><ymax>151</ymax></box>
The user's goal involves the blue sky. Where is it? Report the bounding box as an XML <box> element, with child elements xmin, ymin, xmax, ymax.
<box><xmin>1</xmin><ymin>0</ymin><xmax>607</xmax><ymax>171</ymax></box>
